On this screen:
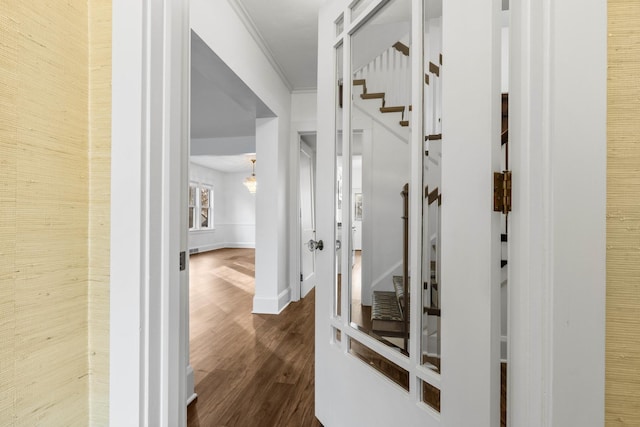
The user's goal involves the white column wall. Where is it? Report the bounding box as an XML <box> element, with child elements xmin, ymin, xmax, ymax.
<box><xmin>254</xmin><ymin>118</ymin><xmax>290</xmax><ymax>313</ymax></box>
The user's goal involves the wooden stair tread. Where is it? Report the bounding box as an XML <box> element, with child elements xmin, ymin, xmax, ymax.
<box><xmin>428</xmin><ymin>61</ymin><xmax>440</xmax><ymax>77</ymax></box>
<box><xmin>393</xmin><ymin>41</ymin><xmax>410</xmax><ymax>56</ymax></box>
<box><xmin>361</xmin><ymin>92</ymin><xmax>385</xmax><ymax>100</ymax></box>
<box><xmin>380</xmin><ymin>106</ymin><xmax>405</xmax><ymax>113</ymax></box>
<box><xmin>424</xmin><ymin>307</ymin><xmax>441</xmax><ymax>316</ymax></box>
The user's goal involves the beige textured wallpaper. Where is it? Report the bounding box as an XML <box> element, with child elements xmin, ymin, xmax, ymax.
<box><xmin>88</xmin><ymin>0</ymin><xmax>111</xmax><ymax>425</ymax></box>
<box><xmin>607</xmin><ymin>1</ymin><xmax>640</xmax><ymax>425</ymax></box>
<box><xmin>0</xmin><ymin>1</ymin><xmax>111</xmax><ymax>425</ymax></box>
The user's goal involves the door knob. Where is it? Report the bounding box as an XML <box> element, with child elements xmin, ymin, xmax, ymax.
<box><xmin>307</xmin><ymin>239</ymin><xmax>324</xmax><ymax>252</ymax></box>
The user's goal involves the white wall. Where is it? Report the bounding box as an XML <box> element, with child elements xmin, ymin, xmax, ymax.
<box><xmin>352</xmin><ymin>156</ymin><xmax>362</xmax><ymax>250</ymax></box>
<box><xmin>223</xmin><ymin>171</ymin><xmax>256</xmax><ymax>247</ymax></box>
<box><xmin>188</xmin><ymin>163</ymin><xmax>256</xmax><ymax>252</ymax></box>
<box><xmin>191</xmin><ymin>0</ymin><xmax>292</xmax><ymax>314</ymax></box>
<box><xmin>291</xmin><ymin>91</ymin><xmax>318</xmax><ymax>123</ymax></box>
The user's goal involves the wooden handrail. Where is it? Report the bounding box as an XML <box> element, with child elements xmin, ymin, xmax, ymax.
<box><xmin>401</xmin><ymin>183</ymin><xmax>410</xmax><ymax>352</ymax></box>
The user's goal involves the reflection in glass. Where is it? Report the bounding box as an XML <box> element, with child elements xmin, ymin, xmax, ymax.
<box><xmin>421</xmin><ymin>0</ymin><xmax>442</xmax><ymax>374</ymax></box>
<box><xmin>334</xmin><ymin>44</ymin><xmax>344</xmax><ymax>319</ymax></box>
<box><xmin>335</xmin><ymin>14</ymin><xmax>344</xmax><ymax>36</ymax></box>
<box><xmin>349</xmin><ymin>338</ymin><xmax>409</xmax><ymax>391</ymax></box>
<box><xmin>350</xmin><ymin>0</ymin><xmax>375</xmax><ymax>23</ymax></box>
<box><xmin>422</xmin><ymin>380</ymin><xmax>441</xmax><ymax>412</ymax></box>
<box><xmin>349</xmin><ymin>0</ymin><xmax>412</xmax><ymax>356</ymax></box>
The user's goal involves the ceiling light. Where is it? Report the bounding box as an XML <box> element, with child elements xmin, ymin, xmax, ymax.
<box><xmin>243</xmin><ymin>159</ymin><xmax>257</xmax><ymax>194</ymax></box>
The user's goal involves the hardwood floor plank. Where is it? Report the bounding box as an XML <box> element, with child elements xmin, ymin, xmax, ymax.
<box><xmin>187</xmin><ymin>249</ymin><xmax>322</xmax><ymax>427</ymax></box>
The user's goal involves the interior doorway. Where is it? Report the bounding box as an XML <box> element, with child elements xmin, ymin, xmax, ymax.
<box><xmin>298</xmin><ymin>132</ymin><xmax>317</xmax><ymax>298</ymax></box>
<box><xmin>186</xmin><ymin>28</ymin><xmax>274</xmax><ymax>410</ymax></box>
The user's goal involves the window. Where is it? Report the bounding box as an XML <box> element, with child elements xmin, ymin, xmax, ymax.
<box><xmin>189</xmin><ymin>185</ymin><xmax>197</xmax><ymax>230</ymax></box>
<box><xmin>200</xmin><ymin>187</ymin><xmax>212</xmax><ymax>228</ymax></box>
<box><xmin>189</xmin><ymin>183</ymin><xmax>214</xmax><ymax>230</ymax></box>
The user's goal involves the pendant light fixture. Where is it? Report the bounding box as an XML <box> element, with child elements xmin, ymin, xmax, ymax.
<box><xmin>243</xmin><ymin>159</ymin><xmax>257</xmax><ymax>193</ymax></box>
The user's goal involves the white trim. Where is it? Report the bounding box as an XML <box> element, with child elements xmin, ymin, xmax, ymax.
<box><xmin>110</xmin><ymin>0</ymin><xmax>189</xmax><ymax>425</ymax></box>
<box><xmin>252</xmin><ymin>288</ymin><xmax>292</xmax><ymax>314</ymax></box>
<box><xmin>190</xmin><ymin>242</ymin><xmax>256</xmax><ymax>254</ymax></box>
<box><xmin>508</xmin><ymin>0</ymin><xmax>606</xmax><ymax>425</ymax></box>
<box><xmin>225</xmin><ymin>0</ymin><xmax>293</xmax><ymax>91</ymax></box>
<box><xmin>225</xmin><ymin>242</ymin><xmax>256</xmax><ymax>249</ymax></box>
<box><xmin>290</xmin><ymin>124</ymin><xmax>319</xmax><ymax>302</ymax></box>
<box><xmin>291</xmin><ymin>88</ymin><xmax>318</xmax><ymax>95</ymax></box>
<box><xmin>289</xmin><ymin>133</ymin><xmax>302</xmax><ymax>302</ymax></box>
<box><xmin>508</xmin><ymin>1</ymin><xmax>551</xmax><ymax>424</ymax></box>
<box><xmin>186</xmin><ymin>365</ymin><xmax>197</xmax><ymax>406</ymax></box>
<box><xmin>110</xmin><ymin>1</ymin><xmax>145</xmax><ymax>423</ymax></box>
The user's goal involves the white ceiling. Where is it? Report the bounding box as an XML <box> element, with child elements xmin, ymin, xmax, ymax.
<box><xmin>234</xmin><ymin>0</ymin><xmax>325</xmax><ymax>91</ymax></box>
<box><xmin>191</xmin><ymin>154</ymin><xmax>256</xmax><ymax>173</ymax></box>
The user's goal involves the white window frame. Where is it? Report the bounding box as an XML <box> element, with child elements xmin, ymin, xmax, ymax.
<box><xmin>188</xmin><ymin>184</ymin><xmax>197</xmax><ymax>230</ymax></box>
<box><xmin>189</xmin><ymin>182</ymin><xmax>214</xmax><ymax>231</ymax></box>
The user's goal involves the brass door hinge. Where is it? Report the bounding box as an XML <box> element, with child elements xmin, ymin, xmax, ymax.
<box><xmin>493</xmin><ymin>171</ymin><xmax>512</xmax><ymax>214</ymax></box>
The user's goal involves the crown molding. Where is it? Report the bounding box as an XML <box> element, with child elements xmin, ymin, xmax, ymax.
<box><xmin>292</xmin><ymin>88</ymin><xmax>318</xmax><ymax>95</ymax></box>
<box><xmin>226</xmin><ymin>0</ymin><xmax>294</xmax><ymax>92</ymax></box>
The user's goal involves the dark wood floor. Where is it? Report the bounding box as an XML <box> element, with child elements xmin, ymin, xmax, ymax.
<box><xmin>187</xmin><ymin>248</ymin><xmax>322</xmax><ymax>427</ymax></box>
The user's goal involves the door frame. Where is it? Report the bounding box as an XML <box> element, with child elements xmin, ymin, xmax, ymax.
<box><xmin>289</xmin><ymin>128</ymin><xmax>319</xmax><ymax>301</ymax></box>
<box><xmin>508</xmin><ymin>0</ymin><xmax>606</xmax><ymax>425</ymax></box>
<box><xmin>110</xmin><ymin>0</ymin><xmax>190</xmax><ymax>426</ymax></box>
<box><xmin>297</xmin><ymin>133</ymin><xmax>318</xmax><ymax>299</ymax></box>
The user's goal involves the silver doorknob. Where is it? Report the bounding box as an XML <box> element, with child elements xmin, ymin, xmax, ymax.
<box><xmin>335</xmin><ymin>240</ymin><xmax>342</xmax><ymax>250</ymax></box>
<box><xmin>307</xmin><ymin>239</ymin><xmax>324</xmax><ymax>252</ymax></box>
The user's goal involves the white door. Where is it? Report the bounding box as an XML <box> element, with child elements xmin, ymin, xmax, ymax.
<box><xmin>315</xmin><ymin>0</ymin><xmax>504</xmax><ymax>426</ymax></box>
<box><xmin>300</xmin><ymin>140</ymin><xmax>317</xmax><ymax>297</ymax></box>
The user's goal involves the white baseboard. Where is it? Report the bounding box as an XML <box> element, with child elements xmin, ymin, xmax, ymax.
<box><xmin>190</xmin><ymin>243</ymin><xmax>225</xmax><ymax>253</ymax></box>
<box><xmin>252</xmin><ymin>288</ymin><xmax>291</xmax><ymax>314</ymax></box>
<box><xmin>189</xmin><ymin>242</ymin><xmax>255</xmax><ymax>254</ymax></box>
<box><xmin>186</xmin><ymin>364</ymin><xmax>197</xmax><ymax>406</ymax></box>
<box><xmin>224</xmin><ymin>242</ymin><xmax>255</xmax><ymax>249</ymax></box>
